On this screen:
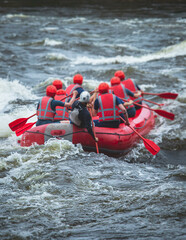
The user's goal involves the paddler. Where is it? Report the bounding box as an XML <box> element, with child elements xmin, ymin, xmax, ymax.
<box><xmin>93</xmin><ymin>82</ymin><xmax>130</xmax><ymax>128</ymax></box>
<box><xmin>114</xmin><ymin>70</ymin><xmax>143</xmax><ymax>109</ymax></box>
<box><xmin>110</xmin><ymin>76</ymin><xmax>136</xmax><ymax>118</ymax></box>
<box><xmin>65</xmin><ymin>74</ymin><xmax>85</xmax><ymax>102</ymax></box>
<box><xmin>54</xmin><ymin>89</ymin><xmax>69</xmax><ymax>121</ymax></box>
<box><xmin>52</xmin><ymin>79</ymin><xmax>63</xmax><ymax>90</ymax></box>
<box><xmin>69</xmin><ymin>91</ymin><xmax>98</xmax><ymax>142</ymax></box>
<box><xmin>36</xmin><ymin>85</ymin><xmax>73</xmax><ymax>126</ymax></box>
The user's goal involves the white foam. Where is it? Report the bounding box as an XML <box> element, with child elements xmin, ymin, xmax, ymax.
<box><xmin>62</xmin><ymin>17</ymin><xmax>86</xmax><ymax>23</ymax></box>
<box><xmin>0</xmin><ymin>78</ymin><xmax>37</xmax><ymax>111</ymax></box>
<box><xmin>46</xmin><ymin>52</ymin><xmax>69</xmax><ymax>61</ymax></box>
<box><xmin>0</xmin><ymin>78</ymin><xmax>38</xmax><ymax>138</ymax></box>
<box><xmin>6</xmin><ymin>14</ymin><xmax>28</xmax><ymax>18</ymax></box>
<box><xmin>40</xmin><ymin>27</ymin><xmax>59</xmax><ymax>32</ymax></box>
<box><xmin>44</xmin><ymin>38</ymin><xmax>63</xmax><ymax>46</ymax></box>
<box><xmin>73</xmin><ymin>41</ymin><xmax>186</xmax><ymax>65</ymax></box>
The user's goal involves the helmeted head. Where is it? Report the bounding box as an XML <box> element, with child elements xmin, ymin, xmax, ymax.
<box><xmin>53</xmin><ymin>79</ymin><xmax>63</xmax><ymax>90</ymax></box>
<box><xmin>73</xmin><ymin>74</ymin><xmax>83</xmax><ymax>85</ymax></box>
<box><xmin>46</xmin><ymin>85</ymin><xmax>57</xmax><ymax>97</ymax></box>
<box><xmin>110</xmin><ymin>77</ymin><xmax>121</xmax><ymax>86</ymax></box>
<box><xmin>56</xmin><ymin>89</ymin><xmax>66</xmax><ymax>95</ymax></box>
<box><xmin>79</xmin><ymin>91</ymin><xmax>90</xmax><ymax>103</ymax></box>
<box><xmin>98</xmin><ymin>82</ymin><xmax>110</xmax><ymax>94</ymax></box>
<box><xmin>114</xmin><ymin>70</ymin><xmax>125</xmax><ymax>80</ymax></box>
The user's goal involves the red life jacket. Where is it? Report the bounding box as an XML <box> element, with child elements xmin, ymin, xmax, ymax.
<box><xmin>54</xmin><ymin>94</ymin><xmax>69</xmax><ymax>121</ymax></box>
<box><xmin>111</xmin><ymin>84</ymin><xmax>134</xmax><ymax>109</ymax></box>
<box><xmin>122</xmin><ymin>78</ymin><xmax>143</xmax><ymax>103</ymax></box>
<box><xmin>65</xmin><ymin>84</ymin><xmax>82</xmax><ymax>98</ymax></box>
<box><xmin>97</xmin><ymin>93</ymin><xmax>120</xmax><ymax>121</ymax></box>
<box><xmin>37</xmin><ymin>96</ymin><xmax>55</xmax><ymax>120</ymax></box>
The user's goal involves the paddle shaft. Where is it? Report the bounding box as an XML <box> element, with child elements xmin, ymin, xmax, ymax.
<box><xmin>142</xmin><ymin>98</ymin><xmax>164</xmax><ymax>107</ymax></box>
<box><xmin>89</xmin><ymin>108</ymin><xmax>99</xmax><ymax>154</ymax></box>
<box><xmin>60</xmin><ymin>90</ymin><xmax>95</xmax><ymax>101</ymax></box>
<box><xmin>121</xmin><ymin>98</ymin><xmax>174</xmax><ymax>120</ymax></box>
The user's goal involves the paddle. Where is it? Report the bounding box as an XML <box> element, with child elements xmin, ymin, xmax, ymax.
<box><xmin>142</xmin><ymin>91</ymin><xmax>178</xmax><ymax>99</ymax></box>
<box><xmin>12</xmin><ymin>90</ymin><xmax>96</xmax><ymax>134</ymax></box>
<box><xmin>134</xmin><ymin>102</ymin><xmax>175</xmax><ymax>120</ymax></box>
<box><xmin>9</xmin><ymin>93</ymin><xmax>74</xmax><ymax>132</ymax></box>
<box><xmin>88</xmin><ymin>107</ymin><xmax>99</xmax><ymax>154</ymax></box>
<box><xmin>15</xmin><ymin>121</ymin><xmax>36</xmax><ymax>136</ymax></box>
<box><xmin>60</xmin><ymin>93</ymin><xmax>73</xmax><ymax>101</ymax></box>
<box><xmin>121</xmin><ymin>98</ymin><xmax>174</xmax><ymax>120</ymax></box>
<box><xmin>119</xmin><ymin>116</ymin><xmax>160</xmax><ymax>155</ymax></box>
<box><xmin>9</xmin><ymin>113</ymin><xmax>36</xmax><ymax>131</ymax></box>
<box><xmin>142</xmin><ymin>98</ymin><xmax>164</xmax><ymax>107</ymax></box>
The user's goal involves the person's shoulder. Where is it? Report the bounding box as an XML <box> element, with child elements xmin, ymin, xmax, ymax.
<box><xmin>76</xmin><ymin>87</ymin><xmax>84</xmax><ymax>93</ymax></box>
<box><xmin>115</xmin><ymin>95</ymin><xmax>123</xmax><ymax>104</ymax></box>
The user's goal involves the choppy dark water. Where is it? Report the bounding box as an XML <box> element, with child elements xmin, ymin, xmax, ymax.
<box><xmin>0</xmin><ymin>1</ymin><xmax>186</xmax><ymax>239</ymax></box>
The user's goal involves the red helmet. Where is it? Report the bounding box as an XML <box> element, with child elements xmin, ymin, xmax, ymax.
<box><xmin>46</xmin><ymin>85</ymin><xmax>57</xmax><ymax>97</ymax></box>
<box><xmin>110</xmin><ymin>77</ymin><xmax>121</xmax><ymax>86</ymax></box>
<box><xmin>114</xmin><ymin>70</ymin><xmax>125</xmax><ymax>80</ymax></box>
<box><xmin>56</xmin><ymin>89</ymin><xmax>66</xmax><ymax>95</ymax></box>
<box><xmin>53</xmin><ymin>79</ymin><xmax>63</xmax><ymax>90</ymax></box>
<box><xmin>98</xmin><ymin>82</ymin><xmax>110</xmax><ymax>94</ymax></box>
<box><xmin>73</xmin><ymin>74</ymin><xmax>83</xmax><ymax>85</ymax></box>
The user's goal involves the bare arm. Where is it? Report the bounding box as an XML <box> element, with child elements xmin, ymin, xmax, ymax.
<box><xmin>89</xmin><ymin>89</ymin><xmax>98</xmax><ymax>104</ymax></box>
<box><xmin>92</xmin><ymin>108</ymin><xmax>98</xmax><ymax>117</ymax></box>
<box><xmin>124</xmin><ymin>99</ymin><xmax>133</xmax><ymax>107</ymax></box>
<box><xmin>118</xmin><ymin>103</ymin><xmax>130</xmax><ymax>125</ymax></box>
<box><xmin>67</xmin><ymin>90</ymin><xmax>78</xmax><ymax>106</ymax></box>
<box><xmin>134</xmin><ymin>90</ymin><xmax>141</xmax><ymax>98</ymax></box>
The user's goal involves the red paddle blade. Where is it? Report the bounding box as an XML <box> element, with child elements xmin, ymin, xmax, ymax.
<box><xmin>158</xmin><ymin>92</ymin><xmax>178</xmax><ymax>99</ymax></box>
<box><xmin>15</xmin><ymin>122</ymin><xmax>36</xmax><ymax>136</ymax></box>
<box><xmin>9</xmin><ymin>118</ymin><xmax>28</xmax><ymax>131</ymax></box>
<box><xmin>154</xmin><ymin>109</ymin><xmax>175</xmax><ymax>120</ymax></box>
<box><xmin>143</xmin><ymin>139</ymin><xmax>160</xmax><ymax>155</ymax></box>
<box><xmin>9</xmin><ymin>113</ymin><xmax>36</xmax><ymax>131</ymax></box>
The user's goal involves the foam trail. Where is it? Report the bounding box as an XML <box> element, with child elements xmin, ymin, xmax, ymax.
<box><xmin>73</xmin><ymin>41</ymin><xmax>186</xmax><ymax>65</ymax></box>
<box><xmin>0</xmin><ymin>78</ymin><xmax>37</xmax><ymax>111</ymax></box>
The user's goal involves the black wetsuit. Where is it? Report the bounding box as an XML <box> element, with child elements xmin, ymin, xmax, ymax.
<box><xmin>71</xmin><ymin>101</ymin><xmax>96</xmax><ymax>140</ymax></box>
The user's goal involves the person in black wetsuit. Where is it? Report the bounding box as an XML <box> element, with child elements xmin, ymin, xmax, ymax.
<box><xmin>69</xmin><ymin>91</ymin><xmax>98</xmax><ymax>142</ymax></box>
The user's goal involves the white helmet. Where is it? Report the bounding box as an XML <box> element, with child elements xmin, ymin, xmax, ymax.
<box><xmin>79</xmin><ymin>91</ymin><xmax>90</xmax><ymax>103</ymax></box>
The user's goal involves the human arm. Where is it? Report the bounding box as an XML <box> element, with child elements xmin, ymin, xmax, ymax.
<box><xmin>123</xmin><ymin>99</ymin><xmax>133</xmax><ymax>107</ymax></box>
<box><xmin>92</xmin><ymin>98</ymin><xmax>99</xmax><ymax>116</ymax></box>
<box><xmin>68</xmin><ymin>90</ymin><xmax>78</xmax><ymax>106</ymax></box>
<box><xmin>51</xmin><ymin>100</ymin><xmax>65</xmax><ymax>110</ymax></box>
<box><xmin>89</xmin><ymin>88</ymin><xmax>98</xmax><ymax>104</ymax></box>
<box><xmin>128</xmin><ymin>83</ymin><xmax>142</xmax><ymax>97</ymax></box>
<box><xmin>125</xmin><ymin>88</ymin><xmax>140</xmax><ymax>101</ymax></box>
<box><xmin>116</xmin><ymin>97</ymin><xmax>129</xmax><ymax>125</ymax></box>
<box><xmin>118</xmin><ymin>103</ymin><xmax>130</xmax><ymax>125</ymax></box>
<box><xmin>134</xmin><ymin>91</ymin><xmax>141</xmax><ymax>98</ymax></box>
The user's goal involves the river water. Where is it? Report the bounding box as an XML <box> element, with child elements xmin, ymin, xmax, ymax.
<box><xmin>0</xmin><ymin>1</ymin><xmax>186</xmax><ymax>239</ymax></box>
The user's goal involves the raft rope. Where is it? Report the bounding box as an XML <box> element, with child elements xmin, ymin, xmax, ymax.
<box><xmin>26</xmin><ymin>130</ymin><xmax>85</xmax><ymax>139</ymax></box>
<box><xmin>26</xmin><ymin>129</ymin><xmax>134</xmax><ymax>139</ymax></box>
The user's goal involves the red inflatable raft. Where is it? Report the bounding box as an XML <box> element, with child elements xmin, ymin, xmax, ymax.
<box><xmin>19</xmin><ymin>104</ymin><xmax>155</xmax><ymax>156</ymax></box>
